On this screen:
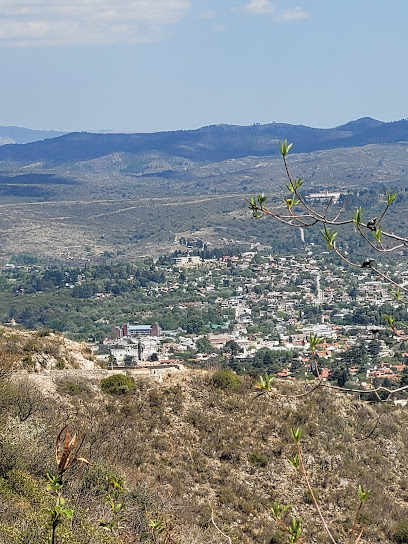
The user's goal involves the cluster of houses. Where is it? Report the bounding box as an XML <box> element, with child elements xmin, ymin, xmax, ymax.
<box><xmin>96</xmin><ymin>250</ymin><xmax>408</xmax><ymax>392</ymax></box>
<box><xmin>6</xmin><ymin>247</ymin><xmax>405</xmax><ymax>391</ymax></box>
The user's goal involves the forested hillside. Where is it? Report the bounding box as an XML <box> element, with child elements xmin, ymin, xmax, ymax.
<box><xmin>0</xmin><ymin>117</ymin><xmax>407</xmax><ymax>165</ymax></box>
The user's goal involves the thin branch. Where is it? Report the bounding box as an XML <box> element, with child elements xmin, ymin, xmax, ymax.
<box><xmin>297</xmin><ymin>443</ymin><xmax>338</xmax><ymax>544</ymax></box>
<box><xmin>250</xmin><ymin>382</ymin><xmax>323</xmax><ymax>403</ymax></box>
<box><xmin>261</xmin><ymin>207</ymin><xmax>307</xmax><ymax>228</ymax></box>
<box><xmin>377</xmin><ymin>202</ymin><xmax>391</xmax><ymax>226</ymax></box>
<box><xmin>357</xmin><ymin>225</ymin><xmax>405</xmax><ymax>253</ymax></box>
<box><xmin>332</xmin><ymin>198</ymin><xmax>349</xmax><ymax>222</ymax></box>
<box><xmin>265</xmin><ymin>208</ymin><xmax>319</xmax><ymax>226</ymax></box>
<box><xmin>376</xmin><ymin>229</ymin><xmax>408</xmax><ymax>244</ymax></box>
<box><xmin>259</xmin><ymin>378</ymin><xmax>408</xmax><ymax>402</ymax></box>
<box><xmin>287</xmin><ymin>205</ymin><xmax>319</xmax><ymax>227</ymax></box>
<box><xmin>322</xmin><ymin>196</ymin><xmax>335</xmax><ymax>219</ymax></box>
<box><xmin>280</xmin><ymin>152</ymin><xmax>408</xmax><ymax>245</ymax></box>
<box><xmin>310</xmin><ymin>350</ymin><xmax>323</xmax><ymax>382</ymax></box>
<box><xmin>370</xmin><ymin>266</ymin><xmax>408</xmax><ymax>293</ymax></box>
<box><xmin>273</xmin><ymin>513</ymin><xmax>307</xmax><ymax>544</ymax></box>
<box><xmin>332</xmin><ymin>248</ymin><xmax>362</xmax><ymax>268</ymax></box>
<box><xmin>211</xmin><ymin>510</ymin><xmax>232</xmax><ymax>544</ymax></box>
<box><xmin>355</xmin><ymin>525</ymin><xmax>366</xmax><ymax>544</ymax></box>
<box><xmin>354</xmin><ymin>414</ymin><xmax>383</xmax><ymax>442</ymax></box>
<box><xmin>283</xmin><ymin>156</ymin><xmax>325</xmax><ymax>221</ymax></box>
<box><xmin>324</xmin><ymin>381</ymin><xmax>408</xmax><ymax>398</ymax></box>
<box><xmin>330</xmin><ymin>247</ymin><xmax>408</xmax><ymax>294</ymax></box>
<box><xmin>350</xmin><ymin>501</ymin><xmax>364</xmax><ymax>540</ymax></box>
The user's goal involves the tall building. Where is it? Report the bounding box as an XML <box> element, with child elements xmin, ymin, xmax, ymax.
<box><xmin>120</xmin><ymin>323</ymin><xmax>160</xmax><ymax>338</ymax></box>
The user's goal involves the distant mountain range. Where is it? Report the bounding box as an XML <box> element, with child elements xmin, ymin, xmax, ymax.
<box><xmin>0</xmin><ymin>126</ymin><xmax>66</xmax><ymax>146</ymax></box>
<box><xmin>0</xmin><ymin>117</ymin><xmax>408</xmax><ymax>166</ymax></box>
<box><xmin>0</xmin><ymin>117</ymin><xmax>408</xmax><ymax>263</ymax></box>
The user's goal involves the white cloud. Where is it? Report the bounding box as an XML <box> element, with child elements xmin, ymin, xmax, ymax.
<box><xmin>276</xmin><ymin>7</ymin><xmax>310</xmax><ymax>21</ymax></box>
<box><xmin>243</xmin><ymin>0</ymin><xmax>276</xmax><ymax>14</ymax></box>
<box><xmin>239</xmin><ymin>1</ymin><xmax>310</xmax><ymax>21</ymax></box>
<box><xmin>0</xmin><ymin>0</ymin><xmax>192</xmax><ymax>47</ymax></box>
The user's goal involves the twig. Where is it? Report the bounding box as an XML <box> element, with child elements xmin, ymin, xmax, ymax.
<box><xmin>355</xmin><ymin>525</ymin><xmax>366</xmax><ymax>544</ymax></box>
<box><xmin>211</xmin><ymin>510</ymin><xmax>232</xmax><ymax>544</ymax></box>
<box><xmin>296</xmin><ymin>443</ymin><xmax>338</xmax><ymax>544</ymax></box>
<box><xmin>354</xmin><ymin>413</ymin><xmax>383</xmax><ymax>442</ymax></box>
<box><xmin>371</xmin><ymin>266</ymin><xmax>408</xmax><ymax>293</ymax></box>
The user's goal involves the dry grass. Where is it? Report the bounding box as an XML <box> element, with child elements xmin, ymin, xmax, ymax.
<box><xmin>0</xmin><ymin>355</ymin><xmax>407</xmax><ymax>542</ymax></box>
<box><xmin>0</xmin><ymin>326</ymin><xmax>95</xmax><ymax>371</ymax></box>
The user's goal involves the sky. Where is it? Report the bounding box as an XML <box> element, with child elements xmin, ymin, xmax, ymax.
<box><xmin>1</xmin><ymin>0</ymin><xmax>407</xmax><ymax>133</ymax></box>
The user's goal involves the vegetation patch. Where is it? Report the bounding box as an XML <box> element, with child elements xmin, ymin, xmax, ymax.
<box><xmin>394</xmin><ymin>521</ymin><xmax>408</xmax><ymax>543</ymax></box>
<box><xmin>212</xmin><ymin>368</ymin><xmax>242</xmax><ymax>391</ymax></box>
<box><xmin>248</xmin><ymin>452</ymin><xmax>268</xmax><ymax>467</ymax></box>
<box><xmin>101</xmin><ymin>373</ymin><xmax>135</xmax><ymax>395</ymax></box>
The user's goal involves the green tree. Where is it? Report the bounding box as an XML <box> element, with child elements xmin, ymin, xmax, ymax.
<box><xmin>367</xmin><ymin>340</ymin><xmax>381</xmax><ymax>362</ymax></box>
<box><xmin>400</xmin><ymin>367</ymin><xmax>408</xmax><ymax>387</ymax></box>
<box><xmin>185</xmin><ymin>312</ymin><xmax>204</xmax><ymax>334</ymax></box>
<box><xmin>196</xmin><ymin>336</ymin><xmax>213</xmax><ymax>354</ymax></box>
<box><xmin>212</xmin><ymin>369</ymin><xmax>241</xmax><ymax>391</ymax></box>
<box><xmin>101</xmin><ymin>374</ymin><xmax>135</xmax><ymax>395</ymax></box>
<box><xmin>253</xmin><ymin>348</ymin><xmax>283</xmax><ymax>374</ymax></box>
<box><xmin>330</xmin><ymin>365</ymin><xmax>350</xmax><ymax>388</ymax></box>
<box><xmin>148</xmin><ymin>352</ymin><xmax>158</xmax><ymax>362</ymax></box>
<box><xmin>223</xmin><ymin>340</ymin><xmax>242</xmax><ymax>357</ymax></box>
<box><xmin>123</xmin><ymin>354</ymin><xmax>134</xmax><ymax>367</ymax></box>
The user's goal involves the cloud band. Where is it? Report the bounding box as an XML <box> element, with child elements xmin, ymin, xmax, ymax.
<box><xmin>0</xmin><ymin>0</ymin><xmax>192</xmax><ymax>47</ymax></box>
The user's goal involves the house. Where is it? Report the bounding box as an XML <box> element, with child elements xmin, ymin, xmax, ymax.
<box><xmin>172</xmin><ymin>255</ymin><xmax>203</xmax><ymax>268</ymax></box>
<box><xmin>112</xmin><ymin>323</ymin><xmax>160</xmax><ymax>339</ymax></box>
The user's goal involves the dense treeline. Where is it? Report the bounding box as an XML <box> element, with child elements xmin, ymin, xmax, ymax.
<box><xmin>339</xmin><ymin>303</ymin><xmax>408</xmax><ymax>326</ymax></box>
<box><xmin>7</xmin><ymin>263</ymin><xmax>166</xmax><ymax>296</ymax></box>
<box><xmin>0</xmin><ymin>259</ymin><xmax>237</xmax><ymax>339</ymax></box>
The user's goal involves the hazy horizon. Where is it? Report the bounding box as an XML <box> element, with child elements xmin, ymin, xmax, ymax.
<box><xmin>1</xmin><ymin>1</ymin><xmax>408</xmax><ymax>133</ymax></box>
<box><xmin>2</xmin><ymin>115</ymin><xmax>398</xmax><ymax>136</ymax></box>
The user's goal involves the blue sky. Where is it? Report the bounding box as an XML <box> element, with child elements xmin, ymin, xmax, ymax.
<box><xmin>1</xmin><ymin>0</ymin><xmax>407</xmax><ymax>132</ymax></box>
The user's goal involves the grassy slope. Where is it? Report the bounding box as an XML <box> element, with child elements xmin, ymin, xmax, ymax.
<box><xmin>0</xmin><ymin>325</ymin><xmax>95</xmax><ymax>371</ymax></box>
<box><xmin>0</xmin><ymin>142</ymin><xmax>407</xmax><ymax>262</ymax></box>
<box><xmin>1</xmin><ymin>345</ymin><xmax>408</xmax><ymax>543</ymax></box>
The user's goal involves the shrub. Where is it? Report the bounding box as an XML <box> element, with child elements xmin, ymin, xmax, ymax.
<box><xmin>36</xmin><ymin>329</ymin><xmax>51</xmax><ymax>337</ymax></box>
<box><xmin>60</xmin><ymin>382</ymin><xmax>83</xmax><ymax>395</ymax></box>
<box><xmin>21</xmin><ymin>355</ymin><xmax>33</xmax><ymax>369</ymax></box>
<box><xmin>212</xmin><ymin>369</ymin><xmax>241</xmax><ymax>391</ymax></box>
<box><xmin>219</xmin><ymin>447</ymin><xmax>241</xmax><ymax>463</ymax></box>
<box><xmin>23</xmin><ymin>338</ymin><xmax>40</xmax><ymax>353</ymax></box>
<box><xmin>55</xmin><ymin>358</ymin><xmax>65</xmax><ymax>370</ymax></box>
<box><xmin>394</xmin><ymin>521</ymin><xmax>408</xmax><ymax>543</ymax></box>
<box><xmin>101</xmin><ymin>374</ymin><xmax>135</xmax><ymax>395</ymax></box>
<box><xmin>249</xmin><ymin>452</ymin><xmax>268</xmax><ymax>467</ymax></box>
<box><xmin>43</xmin><ymin>341</ymin><xmax>61</xmax><ymax>358</ymax></box>
<box><xmin>80</xmin><ymin>464</ymin><xmax>121</xmax><ymax>496</ymax></box>
<box><xmin>6</xmin><ymin>469</ymin><xmax>45</xmax><ymax>505</ymax></box>
<box><xmin>149</xmin><ymin>390</ymin><xmax>164</xmax><ymax>408</ymax></box>
<box><xmin>269</xmin><ymin>530</ymin><xmax>289</xmax><ymax>544</ymax></box>
<box><xmin>303</xmin><ymin>487</ymin><xmax>320</xmax><ymax>504</ymax></box>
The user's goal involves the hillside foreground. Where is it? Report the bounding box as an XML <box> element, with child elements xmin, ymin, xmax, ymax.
<box><xmin>0</xmin><ymin>327</ymin><xmax>407</xmax><ymax>543</ymax></box>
